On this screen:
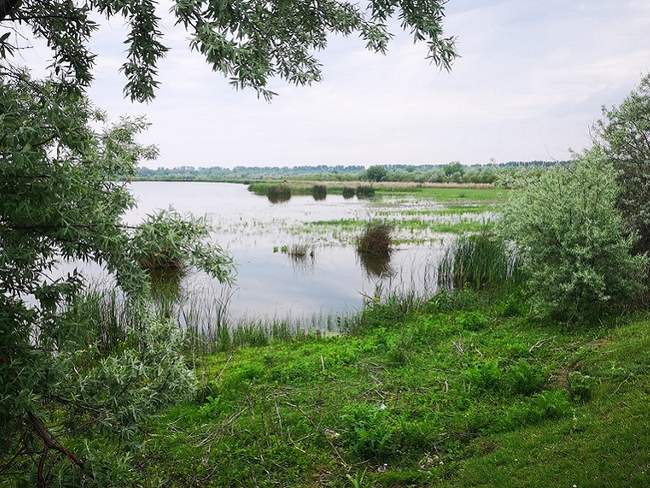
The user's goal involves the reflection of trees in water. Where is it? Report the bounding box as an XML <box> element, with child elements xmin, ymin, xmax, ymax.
<box><xmin>285</xmin><ymin>245</ymin><xmax>316</xmax><ymax>272</ymax></box>
<box><xmin>357</xmin><ymin>249</ymin><xmax>394</xmax><ymax>278</ymax></box>
<box><xmin>150</xmin><ymin>267</ymin><xmax>184</xmax><ymax>316</ymax></box>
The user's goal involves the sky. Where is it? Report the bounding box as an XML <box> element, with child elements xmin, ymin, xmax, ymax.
<box><xmin>22</xmin><ymin>1</ymin><xmax>650</xmax><ymax>168</ymax></box>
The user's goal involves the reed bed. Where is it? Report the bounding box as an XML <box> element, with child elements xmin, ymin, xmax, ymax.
<box><xmin>437</xmin><ymin>231</ymin><xmax>520</xmax><ymax>290</ymax></box>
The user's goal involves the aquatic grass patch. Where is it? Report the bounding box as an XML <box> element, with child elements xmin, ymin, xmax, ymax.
<box><xmin>265</xmin><ymin>184</ymin><xmax>292</xmax><ymax>203</ymax></box>
<box><xmin>438</xmin><ymin>231</ymin><xmax>520</xmax><ymax>290</ymax></box>
<box><xmin>342</xmin><ymin>186</ymin><xmax>356</xmax><ymax>199</ymax></box>
<box><xmin>307</xmin><ymin>218</ymin><xmax>492</xmax><ymax>234</ymax></box>
<box><xmin>356</xmin><ymin>222</ymin><xmax>393</xmax><ymax>257</ymax></box>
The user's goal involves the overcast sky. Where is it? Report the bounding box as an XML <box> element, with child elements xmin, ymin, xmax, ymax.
<box><xmin>26</xmin><ymin>0</ymin><xmax>650</xmax><ymax>168</ymax></box>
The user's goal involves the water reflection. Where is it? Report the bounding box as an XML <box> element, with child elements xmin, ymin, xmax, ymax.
<box><xmin>357</xmin><ymin>249</ymin><xmax>394</xmax><ymax>278</ymax></box>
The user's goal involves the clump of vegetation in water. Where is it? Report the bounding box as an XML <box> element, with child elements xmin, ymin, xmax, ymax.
<box><xmin>356</xmin><ymin>185</ymin><xmax>376</xmax><ymax>199</ymax></box>
<box><xmin>357</xmin><ymin>222</ymin><xmax>393</xmax><ymax>257</ymax></box>
<box><xmin>266</xmin><ymin>184</ymin><xmax>292</xmax><ymax>203</ymax></box>
<box><xmin>342</xmin><ymin>187</ymin><xmax>356</xmax><ymax>199</ymax></box>
<box><xmin>438</xmin><ymin>231</ymin><xmax>519</xmax><ymax>290</ymax></box>
<box><xmin>358</xmin><ymin>249</ymin><xmax>393</xmax><ymax>277</ymax></box>
<box><xmin>132</xmin><ymin>209</ymin><xmax>233</xmax><ymax>285</ymax></box>
<box><xmin>312</xmin><ymin>184</ymin><xmax>327</xmax><ymax>200</ymax></box>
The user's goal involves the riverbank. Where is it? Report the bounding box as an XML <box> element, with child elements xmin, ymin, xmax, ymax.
<box><xmin>82</xmin><ymin>288</ymin><xmax>650</xmax><ymax>486</ymax></box>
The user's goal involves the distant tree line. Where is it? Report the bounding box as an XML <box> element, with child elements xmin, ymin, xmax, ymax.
<box><xmin>137</xmin><ymin>160</ymin><xmax>570</xmax><ymax>185</ymax></box>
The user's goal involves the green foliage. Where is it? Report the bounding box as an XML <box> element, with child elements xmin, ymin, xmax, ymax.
<box><xmin>131</xmin><ymin>209</ymin><xmax>232</xmax><ymax>283</ymax></box>
<box><xmin>63</xmin><ymin>320</ymin><xmax>197</xmax><ymax>438</ymax></box>
<box><xmin>342</xmin><ymin>186</ymin><xmax>357</xmax><ymax>199</ymax></box>
<box><xmin>364</xmin><ymin>165</ymin><xmax>388</xmax><ymax>182</ymax></box>
<box><xmin>456</xmin><ymin>311</ymin><xmax>489</xmax><ymax>331</ymax></box>
<box><xmin>504</xmin><ymin>360</ymin><xmax>545</xmax><ymax>395</ymax></box>
<box><xmin>1</xmin><ymin>0</ymin><xmax>456</xmax><ymax>103</ymax></box>
<box><xmin>500</xmin><ymin>150</ymin><xmax>648</xmax><ymax>322</ymax></box>
<box><xmin>597</xmin><ymin>73</ymin><xmax>650</xmax><ymax>255</ymax></box>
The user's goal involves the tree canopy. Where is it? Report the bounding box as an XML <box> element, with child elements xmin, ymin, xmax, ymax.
<box><xmin>0</xmin><ymin>0</ymin><xmax>456</xmax><ymax>101</ymax></box>
<box><xmin>0</xmin><ymin>0</ymin><xmax>457</xmax><ymax>484</ymax></box>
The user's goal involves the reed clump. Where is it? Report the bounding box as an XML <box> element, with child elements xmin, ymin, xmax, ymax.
<box><xmin>342</xmin><ymin>187</ymin><xmax>356</xmax><ymax>199</ymax></box>
<box><xmin>437</xmin><ymin>231</ymin><xmax>519</xmax><ymax>290</ymax></box>
<box><xmin>266</xmin><ymin>184</ymin><xmax>292</xmax><ymax>203</ymax></box>
<box><xmin>357</xmin><ymin>222</ymin><xmax>393</xmax><ymax>257</ymax></box>
<box><xmin>355</xmin><ymin>185</ymin><xmax>375</xmax><ymax>198</ymax></box>
<box><xmin>312</xmin><ymin>184</ymin><xmax>327</xmax><ymax>200</ymax></box>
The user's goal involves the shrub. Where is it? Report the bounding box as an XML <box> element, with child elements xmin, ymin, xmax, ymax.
<box><xmin>438</xmin><ymin>231</ymin><xmax>519</xmax><ymax>290</ymax></box>
<box><xmin>312</xmin><ymin>184</ymin><xmax>327</xmax><ymax>200</ymax></box>
<box><xmin>342</xmin><ymin>186</ymin><xmax>356</xmax><ymax>199</ymax></box>
<box><xmin>500</xmin><ymin>150</ymin><xmax>648</xmax><ymax>322</ymax></box>
<box><xmin>357</xmin><ymin>222</ymin><xmax>393</xmax><ymax>256</ymax></box>
<box><xmin>364</xmin><ymin>165</ymin><xmax>387</xmax><ymax>182</ymax></box>
<box><xmin>131</xmin><ymin>209</ymin><xmax>233</xmax><ymax>295</ymax></box>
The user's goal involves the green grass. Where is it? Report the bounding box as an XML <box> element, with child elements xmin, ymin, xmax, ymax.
<box><xmin>248</xmin><ymin>181</ymin><xmax>508</xmax><ymax>202</ymax></box>
<box><xmin>376</xmin><ymin>186</ymin><xmax>509</xmax><ymax>202</ymax></box>
<box><xmin>96</xmin><ymin>289</ymin><xmax>650</xmax><ymax>486</ymax></box>
<box><xmin>386</xmin><ymin>204</ymin><xmax>497</xmax><ymax>217</ymax></box>
<box><xmin>308</xmin><ymin>218</ymin><xmax>493</xmax><ymax>234</ymax></box>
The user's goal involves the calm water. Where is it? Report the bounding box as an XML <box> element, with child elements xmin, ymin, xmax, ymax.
<box><xmin>79</xmin><ymin>182</ymin><xmax>457</xmax><ymax>327</ymax></box>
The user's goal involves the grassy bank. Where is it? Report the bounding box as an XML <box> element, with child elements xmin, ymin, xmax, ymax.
<box><xmin>248</xmin><ymin>180</ymin><xmax>508</xmax><ymax>201</ymax></box>
<box><xmin>84</xmin><ymin>288</ymin><xmax>650</xmax><ymax>486</ymax></box>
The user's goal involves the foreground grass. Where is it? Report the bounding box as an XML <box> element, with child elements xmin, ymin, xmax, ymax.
<box><xmin>106</xmin><ymin>289</ymin><xmax>650</xmax><ymax>487</ymax></box>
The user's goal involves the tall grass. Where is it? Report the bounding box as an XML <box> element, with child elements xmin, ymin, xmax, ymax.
<box><xmin>312</xmin><ymin>184</ymin><xmax>327</xmax><ymax>200</ymax></box>
<box><xmin>437</xmin><ymin>231</ymin><xmax>520</xmax><ymax>290</ymax></box>
<box><xmin>342</xmin><ymin>187</ymin><xmax>356</xmax><ymax>199</ymax></box>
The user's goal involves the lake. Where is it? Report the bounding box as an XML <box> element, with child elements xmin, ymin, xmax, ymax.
<box><xmin>77</xmin><ymin>181</ymin><xmax>492</xmax><ymax>330</ymax></box>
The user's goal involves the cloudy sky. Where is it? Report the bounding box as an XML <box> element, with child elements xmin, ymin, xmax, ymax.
<box><xmin>27</xmin><ymin>0</ymin><xmax>650</xmax><ymax>167</ymax></box>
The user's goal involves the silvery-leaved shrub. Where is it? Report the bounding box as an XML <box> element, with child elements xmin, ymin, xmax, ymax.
<box><xmin>65</xmin><ymin>320</ymin><xmax>197</xmax><ymax>439</ymax></box>
<box><xmin>500</xmin><ymin>149</ymin><xmax>648</xmax><ymax>322</ymax></box>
